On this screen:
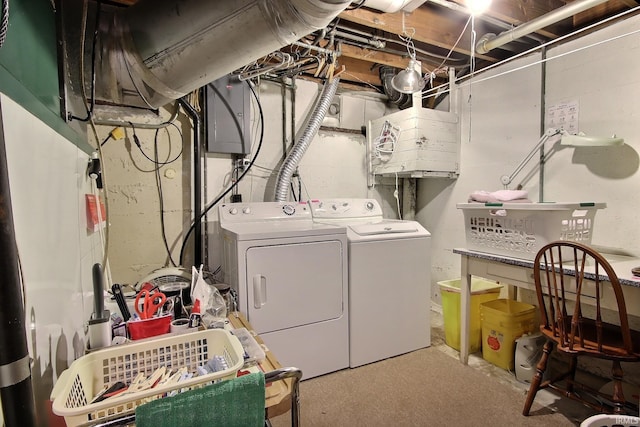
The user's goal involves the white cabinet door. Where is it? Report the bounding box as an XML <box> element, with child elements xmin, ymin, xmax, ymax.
<box><xmin>245</xmin><ymin>240</ymin><xmax>344</xmax><ymax>334</ymax></box>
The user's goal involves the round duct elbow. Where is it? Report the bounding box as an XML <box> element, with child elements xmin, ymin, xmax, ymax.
<box><xmin>379</xmin><ymin>65</ymin><xmax>411</xmax><ymax>108</ymax></box>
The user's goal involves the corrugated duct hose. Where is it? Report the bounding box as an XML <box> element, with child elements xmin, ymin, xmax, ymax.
<box><xmin>274</xmin><ymin>77</ymin><xmax>340</xmax><ymax>202</ymax></box>
<box><xmin>0</xmin><ymin>0</ymin><xmax>8</xmax><ymax>49</ymax></box>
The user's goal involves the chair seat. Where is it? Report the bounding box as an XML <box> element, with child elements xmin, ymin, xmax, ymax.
<box><xmin>541</xmin><ymin>316</ymin><xmax>640</xmax><ymax>361</ymax></box>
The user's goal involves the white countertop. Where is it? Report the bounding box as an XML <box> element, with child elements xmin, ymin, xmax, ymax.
<box><xmin>453</xmin><ymin>248</ymin><xmax>640</xmax><ymax>288</ymax></box>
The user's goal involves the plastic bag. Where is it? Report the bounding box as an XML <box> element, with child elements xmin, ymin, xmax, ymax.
<box><xmin>191</xmin><ymin>265</ymin><xmax>227</xmax><ymax>328</ymax></box>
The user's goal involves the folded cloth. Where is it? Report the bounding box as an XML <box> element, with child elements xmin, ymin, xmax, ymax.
<box><xmin>136</xmin><ymin>371</ymin><xmax>265</xmax><ymax>427</ymax></box>
<box><xmin>468</xmin><ymin>190</ymin><xmax>531</xmax><ymax>203</ymax></box>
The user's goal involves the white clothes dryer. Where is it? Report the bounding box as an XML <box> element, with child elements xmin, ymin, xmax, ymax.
<box><xmin>218</xmin><ymin>202</ymin><xmax>349</xmax><ymax>379</ymax></box>
<box><xmin>310</xmin><ymin>198</ymin><xmax>431</xmax><ymax>368</ymax></box>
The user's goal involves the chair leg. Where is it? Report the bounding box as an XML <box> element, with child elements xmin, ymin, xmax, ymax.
<box><xmin>523</xmin><ymin>340</ymin><xmax>553</xmax><ymax>416</ymax></box>
<box><xmin>566</xmin><ymin>355</ymin><xmax>577</xmax><ymax>394</ymax></box>
<box><xmin>611</xmin><ymin>361</ymin><xmax>626</xmax><ymax>414</ymax></box>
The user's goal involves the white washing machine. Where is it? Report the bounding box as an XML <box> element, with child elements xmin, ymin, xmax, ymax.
<box><xmin>310</xmin><ymin>198</ymin><xmax>431</xmax><ymax>368</ymax></box>
<box><xmin>218</xmin><ymin>202</ymin><xmax>349</xmax><ymax>379</ymax></box>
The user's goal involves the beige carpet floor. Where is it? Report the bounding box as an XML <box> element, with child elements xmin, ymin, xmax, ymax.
<box><xmin>270</xmin><ymin>346</ymin><xmax>591</xmax><ymax>427</ymax></box>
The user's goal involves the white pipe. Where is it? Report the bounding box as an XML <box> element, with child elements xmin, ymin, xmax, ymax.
<box><xmin>476</xmin><ymin>0</ymin><xmax>610</xmax><ymax>54</ymax></box>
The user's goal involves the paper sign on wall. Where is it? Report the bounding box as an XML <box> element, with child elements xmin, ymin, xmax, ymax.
<box><xmin>86</xmin><ymin>194</ymin><xmax>106</xmax><ymax>232</ymax></box>
<box><xmin>545</xmin><ymin>100</ymin><xmax>579</xmax><ymax>134</ymax></box>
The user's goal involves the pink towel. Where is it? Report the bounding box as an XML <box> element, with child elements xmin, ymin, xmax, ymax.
<box><xmin>468</xmin><ymin>190</ymin><xmax>531</xmax><ymax>203</ymax></box>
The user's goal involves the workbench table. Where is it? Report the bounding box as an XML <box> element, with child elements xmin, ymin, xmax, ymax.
<box><xmin>454</xmin><ymin>248</ymin><xmax>640</xmax><ymax>365</ymax></box>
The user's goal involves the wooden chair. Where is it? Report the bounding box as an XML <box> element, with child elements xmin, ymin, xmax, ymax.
<box><xmin>522</xmin><ymin>241</ymin><xmax>640</xmax><ymax>416</ymax></box>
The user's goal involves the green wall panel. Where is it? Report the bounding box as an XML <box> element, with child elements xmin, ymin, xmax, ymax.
<box><xmin>0</xmin><ymin>0</ymin><xmax>88</xmax><ymax>150</ymax></box>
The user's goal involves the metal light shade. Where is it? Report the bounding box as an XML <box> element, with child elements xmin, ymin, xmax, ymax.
<box><xmin>391</xmin><ymin>59</ymin><xmax>425</xmax><ymax>94</ymax></box>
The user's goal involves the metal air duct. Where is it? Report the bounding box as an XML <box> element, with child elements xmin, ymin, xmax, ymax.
<box><xmin>95</xmin><ymin>0</ymin><xmax>351</xmax><ymax>109</ymax></box>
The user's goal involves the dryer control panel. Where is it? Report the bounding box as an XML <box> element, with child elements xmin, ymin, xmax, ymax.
<box><xmin>309</xmin><ymin>198</ymin><xmax>383</xmax><ymax>220</ymax></box>
<box><xmin>219</xmin><ymin>202</ymin><xmax>311</xmax><ymax>223</ymax></box>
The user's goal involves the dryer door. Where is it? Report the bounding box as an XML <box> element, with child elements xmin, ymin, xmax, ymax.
<box><xmin>245</xmin><ymin>240</ymin><xmax>344</xmax><ymax>334</ymax></box>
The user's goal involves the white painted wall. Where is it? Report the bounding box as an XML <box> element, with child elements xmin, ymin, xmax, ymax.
<box><xmin>417</xmin><ymin>14</ymin><xmax>640</xmax><ymax>303</ymax></box>
<box><xmin>2</xmin><ymin>94</ymin><xmax>101</xmax><ymax>423</ymax></box>
<box><xmin>98</xmin><ymin>108</ymin><xmax>192</xmax><ymax>286</ymax></box>
<box><xmin>417</xmin><ymin>52</ymin><xmax>542</xmax><ymax>301</ymax></box>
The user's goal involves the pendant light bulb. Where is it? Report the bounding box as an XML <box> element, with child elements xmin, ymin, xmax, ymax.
<box><xmin>391</xmin><ymin>59</ymin><xmax>425</xmax><ymax>94</ymax></box>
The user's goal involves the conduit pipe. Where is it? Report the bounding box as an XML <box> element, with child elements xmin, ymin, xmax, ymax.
<box><xmin>98</xmin><ymin>0</ymin><xmax>351</xmax><ymax>109</ymax></box>
<box><xmin>476</xmin><ymin>0</ymin><xmax>610</xmax><ymax>54</ymax></box>
<box><xmin>274</xmin><ymin>78</ymin><xmax>340</xmax><ymax>202</ymax></box>
<box><xmin>178</xmin><ymin>98</ymin><xmax>202</xmax><ymax>267</ymax></box>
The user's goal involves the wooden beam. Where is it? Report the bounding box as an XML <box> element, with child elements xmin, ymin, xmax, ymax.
<box><xmin>339</xmin><ymin>7</ymin><xmax>498</xmax><ymax>62</ymax></box>
<box><xmin>334</xmin><ymin>57</ymin><xmax>383</xmax><ymax>87</ymax></box>
<box><xmin>339</xmin><ymin>44</ymin><xmax>453</xmax><ymax>73</ymax></box>
<box><xmin>339</xmin><ymin>44</ymin><xmax>411</xmax><ymax>69</ymax></box>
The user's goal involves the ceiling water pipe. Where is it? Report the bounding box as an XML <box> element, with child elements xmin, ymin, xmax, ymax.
<box><xmin>476</xmin><ymin>0</ymin><xmax>611</xmax><ymax>54</ymax></box>
<box><xmin>96</xmin><ymin>0</ymin><xmax>351</xmax><ymax>109</ymax></box>
<box><xmin>274</xmin><ymin>78</ymin><xmax>340</xmax><ymax>202</ymax></box>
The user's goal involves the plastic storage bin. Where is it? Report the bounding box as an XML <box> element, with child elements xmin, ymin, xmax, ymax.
<box><xmin>480</xmin><ymin>299</ymin><xmax>537</xmax><ymax>370</ymax></box>
<box><xmin>457</xmin><ymin>202</ymin><xmax>606</xmax><ymax>260</ymax></box>
<box><xmin>127</xmin><ymin>314</ymin><xmax>172</xmax><ymax>340</ymax></box>
<box><xmin>50</xmin><ymin>329</ymin><xmax>244</xmax><ymax>427</ymax></box>
<box><xmin>439</xmin><ymin>277</ymin><xmax>502</xmax><ymax>353</ymax></box>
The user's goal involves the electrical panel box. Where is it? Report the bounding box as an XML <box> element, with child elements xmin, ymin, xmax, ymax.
<box><xmin>367</xmin><ymin>107</ymin><xmax>459</xmax><ymax>184</ymax></box>
<box><xmin>205</xmin><ymin>75</ymin><xmax>251</xmax><ymax>154</ymax></box>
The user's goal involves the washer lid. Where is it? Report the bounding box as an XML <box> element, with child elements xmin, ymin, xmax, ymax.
<box><xmin>350</xmin><ymin>221</ymin><xmax>420</xmax><ymax>236</ymax></box>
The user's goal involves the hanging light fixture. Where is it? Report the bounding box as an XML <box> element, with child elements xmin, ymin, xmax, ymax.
<box><xmin>391</xmin><ymin>58</ymin><xmax>425</xmax><ymax>94</ymax></box>
<box><xmin>391</xmin><ymin>12</ymin><xmax>426</xmax><ymax>95</ymax></box>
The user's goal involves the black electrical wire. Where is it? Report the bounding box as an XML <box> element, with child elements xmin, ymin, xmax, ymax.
<box><xmin>154</xmin><ymin>131</ymin><xmax>177</xmax><ymax>267</ymax></box>
<box><xmin>0</xmin><ymin>0</ymin><xmax>9</xmax><ymax>49</ymax></box>
<box><xmin>100</xmin><ymin>133</ymin><xmax>112</xmax><ymax>146</ymax></box>
<box><xmin>178</xmin><ymin>81</ymin><xmax>264</xmax><ymax>266</ymax></box>
<box><xmin>70</xmin><ymin>0</ymin><xmax>102</xmax><ymax>122</ymax></box>
<box><xmin>132</xmin><ymin>121</ymin><xmax>184</xmax><ymax>166</ymax></box>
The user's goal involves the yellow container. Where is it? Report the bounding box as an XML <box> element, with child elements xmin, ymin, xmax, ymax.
<box><xmin>438</xmin><ymin>277</ymin><xmax>502</xmax><ymax>353</ymax></box>
<box><xmin>480</xmin><ymin>299</ymin><xmax>537</xmax><ymax>371</ymax></box>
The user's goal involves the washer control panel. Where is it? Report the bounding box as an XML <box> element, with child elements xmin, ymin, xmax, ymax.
<box><xmin>309</xmin><ymin>198</ymin><xmax>383</xmax><ymax>220</ymax></box>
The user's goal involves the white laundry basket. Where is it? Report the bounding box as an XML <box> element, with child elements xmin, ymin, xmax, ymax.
<box><xmin>580</xmin><ymin>414</ymin><xmax>640</xmax><ymax>427</ymax></box>
<box><xmin>457</xmin><ymin>202</ymin><xmax>606</xmax><ymax>260</ymax></box>
<box><xmin>50</xmin><ymin>329</ymin><xmax>244</xmax><ymax>427</ymax></box>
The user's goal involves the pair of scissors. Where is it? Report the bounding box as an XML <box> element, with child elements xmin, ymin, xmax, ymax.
<box><xmin>135</xmin><ymin>289</ymin><xmax>166</xmax><ymax>319</ymax></box>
